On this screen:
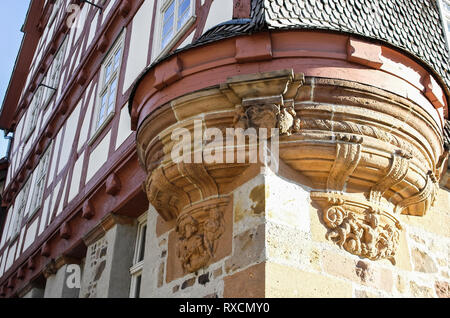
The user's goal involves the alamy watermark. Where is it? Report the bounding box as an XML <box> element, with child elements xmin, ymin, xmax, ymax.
<box><xmin>65</xmin><ymin>4</ymin><xmax>82</xmax><ymax>30</ymax></box>
<box><xmin>169</xmin><ymin>120</ymin><xmax>280</xmax><ymax>173</ymax></box>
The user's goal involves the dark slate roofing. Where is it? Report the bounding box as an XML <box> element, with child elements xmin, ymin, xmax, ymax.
<box><xmin>195</xmin><ymin>0</ymin><xmax>450</xmax><ymax>92</ymax></box>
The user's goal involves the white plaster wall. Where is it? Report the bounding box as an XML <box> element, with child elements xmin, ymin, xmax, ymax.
<box><xmin>23</xmin><ymin>218</ymin><xmax>39</xmax><ymax>252</ymax></box>
<box><xmin>4</xmin><ymin>242</ymin><xmax>17</xmax><ymax>272</ymax></box>
<box><xmin>47</xmin><ymin>180</ymin><xmax>61</xmax><ymax>226</ymax></box>
<box><xmin>15</xmin><ymin>228</ymin><xmax>26</xmax><ymax>260</ymax></box>
<box><xmin>115</xmin><ymin>105</ymin><xmax>133</xmax><ymax>150</ymax></box>
<box><xmin>68</xmin><ymin>152</ymin><xmax>85</xmax><ymax>203</ymax></box>
<box><xmin>58</xmin><ymin>101</ymin><xmax>82</xmax><ymax>174</ymax></box>
<box><xmin>38</xmin><ymin>196</ymin><xmax>51</xmax><ymax>235</ymax></box>
<box><xmin>86</xmin><ymin>12</ymin><xmax>99</xmax><ymax>49</ymax></box>
<box><xmin>202</xmin><ymin>0</ymin><xmax>233</xmax><ymax>34</ymax></box>
<box><xmin>74</xmin><ymin>5</ymin><xmax>89</xmax><ymax>44</ymax></box>
<box><xmin>102</xmin><ymin>0</ymin><xmax>116</xmax><ymax>25</ymax></box>
<box><xmin>0</xmin><ymin>249</ymin><xmax>7</xmax><ymax>276</ymax></box>
<box><xmin>48</xmin><ymin>129</ymin><xmax>63</xmax><ymax>183</ymax></box>
<box><xmin>122</xmin><ymin>0</ymin><xmax>154</xmax><ymax>94</ymax></box>
<box><xmin>178</xmin><ymin>31</ymin><xmax>195</xmax><ymax>49</ymax></box>
<box><xmin>56</xmin><ymin>177</ymin><xmax>69</xmax><ymax>217</ymax></box>
<box><xmin>86</xmin><ymin>131</ymin><xmax>111</xmax><ymax>183</ymax></box>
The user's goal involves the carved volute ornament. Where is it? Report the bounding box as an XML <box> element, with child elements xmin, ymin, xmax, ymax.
<box><xmin>136</xmin><ymin>70</ymin><xmax>446</xmax><ymax>265</ymax></box>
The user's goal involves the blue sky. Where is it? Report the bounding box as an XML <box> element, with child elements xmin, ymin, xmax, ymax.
<box><xmin>0</xmin><ymin>0</ymin><xmax>30</xmax><ymax>158</ymax></box>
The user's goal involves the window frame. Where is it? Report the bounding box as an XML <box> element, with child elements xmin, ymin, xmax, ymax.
<box><xmin>24</xmin><ymin>86</ymin><xmax>45</xmax><ymax>142</ymax></box>
<box><xmin>10</xmin><ymin>177</ymin><xmax>32</xmax><ymax>240</ymax></box>
<box><xmin>129</xmin><ymin>213</ymin><xmax>148</xmax><ymax>298</ymax></box>
<box><xmin>27</xmin><ymin>143</ymin><xmax>52</xmax><ymax>220</ymax></box>
<box><xmin>153</xmin><ymin>0</ymin><xmax>196</xmax><ymax>61</ymax></box>
<box><xmin>43</xmin><ymin>37</ymin><xmax>68</xmax><ymax>110</ymax></box>
<box><xmin>90</xmin><ymin>31</ymin><xmax>125</xmax><ymax>145</ymax></box>
<box><xmin>439</xmin><ymin>0</ymin><xmax>450</xmax><ymax>50</ymax></box>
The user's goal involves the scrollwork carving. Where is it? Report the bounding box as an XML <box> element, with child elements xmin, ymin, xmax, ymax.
<box><xmin>312</xmin><ymin>192</ymin><xmax>402</xmax><ymax>264</ymax></box>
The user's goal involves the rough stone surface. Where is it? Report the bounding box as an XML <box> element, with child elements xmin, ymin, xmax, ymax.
<box><xmin>410</xmin><ymin>281</ymin><xmax>435</xmax><ymax>298</ymax></box>
<box><xmin>435</xmin><ymin>281</ymin><xmax>450</xmax><ymax>298</ymax></box>
<box><xmin>412</xmin><ymin>248</ymin><xmax>438</xmax><ymax>273</ymax></box>
<box><xmin>224</xmin><ymin>224</ymin><xmax>265</xmax><ymax>274</ymax></box>
<box><xmin>223</xmin><ymin>263</ymin><xmax>265</xmax><ymax>298</ymax></box>
<box><xmin>266</xmin><ymin>262</ymin><xmax>352</xmax><ymax>298</ymax></box>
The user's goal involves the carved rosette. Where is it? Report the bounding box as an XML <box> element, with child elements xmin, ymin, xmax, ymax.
<box><xmin>175</xmin><ymin>198</ymin><xmax>227</xmax><ymax>273</ymax></box>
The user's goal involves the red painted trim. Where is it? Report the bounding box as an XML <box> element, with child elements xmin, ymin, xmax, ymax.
<box><xmin>131</xmin><ymin>30</ymin><xmax>448</xmax><ymax>133</ymax></box>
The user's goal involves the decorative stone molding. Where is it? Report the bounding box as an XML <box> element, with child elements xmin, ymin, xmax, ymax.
<box><xmin>312</xmin><ymin>192</ymin><xmax>402</xmax><ymax>264</ymax></box>
<box><xmin>139</xmin><ymin>70</ymin><xmax>304</xmax><ymax>221</ymax></box>
<box><xmin>136</xmin><ymin>70</ymin><xmax>445</xmax><ymax>264</ymax></box>
<box><xmin>176</xmin><ymin>198</ymin><xmax>227</xmax><ymax>273</ymax></box>
<box><xmin>234</xmin><ymin>96</ymin><xmax>301</xmax><ymax>136</ymax></box>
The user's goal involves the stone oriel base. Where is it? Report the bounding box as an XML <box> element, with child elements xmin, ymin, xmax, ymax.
<box><xmin>135</xmin><ymin>71</ymin><xmax>448</xmax><ymax>297</ymax></box>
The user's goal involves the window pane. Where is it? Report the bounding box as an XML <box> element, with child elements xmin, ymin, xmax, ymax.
<box><xmin>178</xmin><ymin>0</ymin><xmax>191</xmax><ymax>30</ymax></box>
<box><xmin>98</xmin><ymin>93</ymin><xmax>108</xmax><ymax>127</ymax></box>
<box><xmin>105</xmin><ymin>62</ymin><xmax>112</xmax><ymax>84</ymax></box>
<box><xmin>114</xmin><ymin>48</ymin><xmax>122</xmax><ymax>71</ymax></box>
<box><xmin>162</xmin><ymin>1</ymin><xmax>175</xmax><ymax>48</ymax></box>
<box><xmin>138</xmin><ymin>225</ymin><xmax>147</xmax><ymax>262</ymax></box>
<box><xmin>107</xmin><ymin>79</ymin><xmax>117</xmax><ymax>113</ymax></box>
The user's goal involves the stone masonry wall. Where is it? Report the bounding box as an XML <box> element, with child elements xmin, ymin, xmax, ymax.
<box><xmin>140</xmin><ymin>169</ymin><xmax>449</xmax><ymax>298</ymax></box>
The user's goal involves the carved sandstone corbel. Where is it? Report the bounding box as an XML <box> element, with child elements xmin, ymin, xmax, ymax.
<box><xmin>176</xmin><ymin>199</ymin><xmax>227</xmax><ymax>273</ymax></box>
<box><xmin>233</xmin><ymin>96</ymin><xmax>301</xmax><ymax>136</ymax></box>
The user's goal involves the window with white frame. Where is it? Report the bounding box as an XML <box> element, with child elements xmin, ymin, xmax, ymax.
<box><xmin>10</xmin><ymin>178</ymin><xmax>32</xmax><ymax>239</ymax></box>
<box><xmin>94</xmin><ymin>33</ymin><xmax>125</xmax><ymax>135</ymax></box>
<box><xmin>27</xmin><ymin>144</ymin><xmax>52</xmax><ymax>219</ymax></box>
<box><xmin>24</xmin><ymin>38</ymin><xmax>67</xmax><ymax>141</ymax></box>
<box><xmin>43</xmin><ymin>38</ymin><xmax>68</xmax><ymax>108</ymax></box>
<box><xmin>158</xmin><ymin>0</ymin><xmax>195</xmax><ymax>53</ymax></box>
<box><xmin>24</xmin><ymin>86</ymin><xmax>44</xmax><ymax>140</ymax></box>
<box><xmin>129</xmin><ymin>213</ymin><xmax>147</xmax><ymax>298</ymax></box>
<box><xmin>439</xmin><ymin>0</ymin><xmax>450</xmax><ymax>49</ymax></box>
